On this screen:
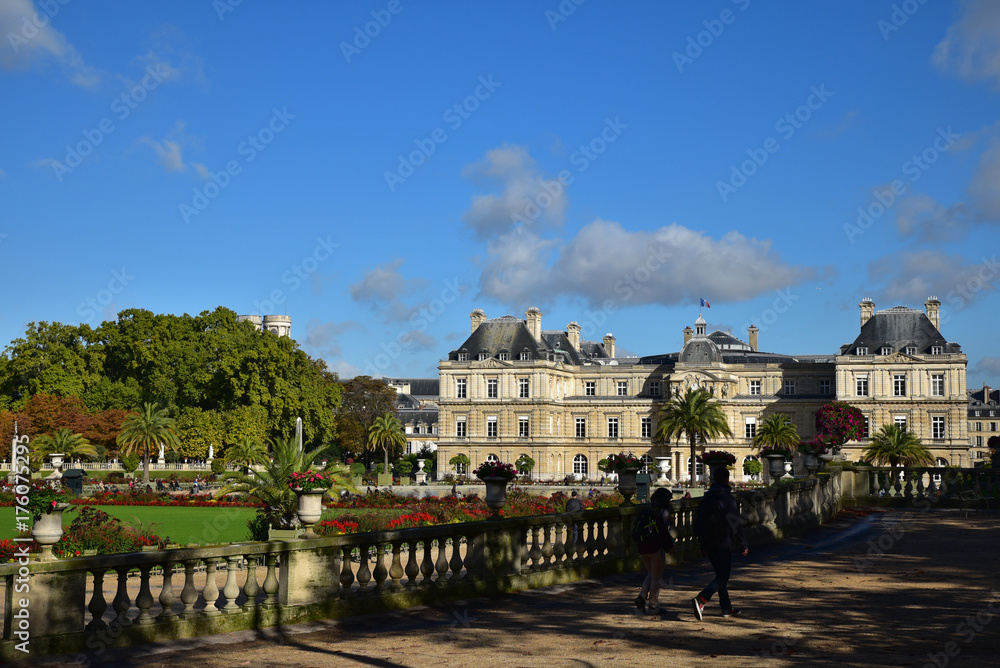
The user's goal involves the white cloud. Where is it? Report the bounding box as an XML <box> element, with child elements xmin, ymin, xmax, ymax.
<box><xmin>932</xmin><ymin>0</ymin><xmax>1000</xmax><ymax>88</ymax></box>
<box><xmin>192</xmin><ymin>163</ymin><xmax>210</xmax><ymax>180</ymax></box>
<box><xmin>0</xmin><ymin>168</ymin><xmax>6</xmax><ymax>178</ymax></box>
<box><xmin>303</xmin><ymin>319</ymin><xmax>363</xmax><ymax>360</ymax></box>
<box><xmin>969</xmin><ymin>140</ymin><xmax>1000</xmax><ymax>220</ymax></box>
<box><xmin>895</xmin><ymin>194</ymin><xmax>968</xmax><ymax>242</ymax></box>
<box><xmin>869</xmin><ymin>250</ymin><xmax>998</xmax><ymax>306</ymax></box>
<box><xmin>461</xmin><ymin>144</ymin><xmax>568</xmax><ymax>240</ymax></box>
<box><xmin>349</xmin><ymin>259</ymin><xmax>429</xmax><ymax>322</ymax></box>
<box><xmin>972</xmin><ymin>356</ymin><xmax>1000</xmax><ymax>378</ymax></box>
<box><xmin>139</xmin><ymin>137</ymin><xmax>186</xmax><ymax>172</ymax></box>
<box><xmin>478</xmin><ymin>219</ymin><xmax>823</xmax><ymax>308</ymax></box>
<box><xmin>0</xmin><ymin>0</ymin><xmax>99</xmax><ymax>87</ymax></box>
<box><xmin>328</xmin><ymin>359</ymin><xmax>364</xmax><ymax>380</ymax></box>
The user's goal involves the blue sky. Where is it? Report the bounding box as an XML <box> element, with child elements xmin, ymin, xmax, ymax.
<box><xmin>2</xmin><ymin>0</ymin><xmax>999</xmax><ymax>387</ymax></box>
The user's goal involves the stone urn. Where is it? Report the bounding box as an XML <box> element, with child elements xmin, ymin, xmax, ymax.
<box><xmin>654</xmin><ymin>457</ymin><xmax>671</xmax><ymax>484</ymax></box>
<box><xmin>803</xmin><ymin>454</ymin><xmax>819</xmax><ymax>476</ymax></box>
<box><xmin>481</xmin><ymin>476</ymin><xmax>510</xmax><ymax>518</ymax></box>
<box><xmin>783</xmin><ymin>459</ymin><xmax>794</xmax><ymax>479</ymax></box>
<box><xmin>293</xmin><ymin>488</ymin><xmax>327</xmax><ymax>538</ymax></box>
<box><xmin>32</xmin><ymin>502</ymin><xmax>71</xmax><ymax>561</ymax></box>
<box><xmin>765</xmin><ymin>454</ymin><xmax>787</xmax><ymax>483</ymax></box>
<box><xmin>616</xmin><ymin>468</ymin><xmax>640</xmax><ymax>505</ymax></box>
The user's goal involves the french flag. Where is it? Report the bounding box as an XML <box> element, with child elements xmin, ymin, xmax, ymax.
<box><xmin>700</xmin><ymin>298</ymin><xmax>711</xmax><ymax>308</ymax></box>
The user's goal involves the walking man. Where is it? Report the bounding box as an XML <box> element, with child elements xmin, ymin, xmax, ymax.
<box><xmin>691</xmin><ymin>466</ymin><xmax>748</xmax><ymax>620</ymax></box>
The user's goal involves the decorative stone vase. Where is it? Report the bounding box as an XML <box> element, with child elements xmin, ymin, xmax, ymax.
<box><xmin>616</xmin><ymin>468</ymin><xmax>640</xmax><ymax>505</ymax></box>
<box><xmin>783</xmin><ymin>460</ymin><xmax>794</xmax><ymax>478</ymax></box>
<box><xmin>32</xmin><ymin>502</ymin><xmax>70</xmax><ymax>562</ymax></box>
<box><xmin>803</xmin><ymin>454</ymin><xmax>819</xmax><ymax>476</ymax></box>
<box><xmin>765</xmin><ymin>454</ymin><xmax>786</xmax><ymax>483</ymax></box>
<box><xmin>416</xmin><ymin>459</ymin><xmax>426</xmax><ymax>472</ymax></box>
<box><xmin>654</xmin><ymin>457</ymin><xmax>671</xmax><ymax>484</ymax></box>
<box><xmin>293</xmin><ymin>488</ymin><xmax>327</xmax><ymax>538</ymax></box>
<box><xmin>480</xmin><ymin>476</ymin><xmax>510</xmax><ymax>518</ymax></box>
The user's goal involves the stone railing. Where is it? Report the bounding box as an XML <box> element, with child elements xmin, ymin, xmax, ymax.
<box><xmin>0</xmin><ymin>474</ymin><xmax>843</xmax><ymax>661</ymax></box>
<box><xmin>837</xmin><ymin>465</ymin><xmax>1000</xmax><ymax>506</ymax></box>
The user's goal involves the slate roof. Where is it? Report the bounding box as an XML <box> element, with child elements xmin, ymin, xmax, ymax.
<box><xmin>386</xmin><ymin>378</ymin><xmax>439</xmax><ymax>397</ymax></box>
<box><xmin>968</xmin><ymin>387</ymin><xmax>1000</xmax><ymax>407</ymax></box>
<box><xmin>838</xmin><ymin>306</ymin><xmax>960</xmax><ymax>355</ymax></box>
<box><xmin>448</xmin><ymin>317</ymin><xmax>611</xmax><ymax>364</ymax></box>
<box><xmin>397</xmin><ymin>409</ymin><xmax>438</xmax><ymax>426</ymax></box>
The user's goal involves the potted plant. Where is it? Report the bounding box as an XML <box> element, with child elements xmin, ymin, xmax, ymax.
<box><xmin>473</xmin><ymin>460</ymin><xmax>517</xmax><ymax>518</ymax></box>
<box><xmin>25</xmin><ymin>484</ymin><xmax>73</xmax><ymax>561</ymax></box>
<box><xmin>288</xmin><ymin>471</ymin><xmax>334</xmax><ymax>538</ymax></box>
<box><xmin>348</xmin><ymin>461</ymin><xmax>365</xmax><ymax>487</ymax></box>
<box><xmin>797</xmin><ymin>440</ymin><xmax>829</xmax><ymax>475</ymax></box>
<box><xmin>743</xmin><ymin>458</ymin><xmax>763</xmax><ymax>481</ymax></box>
<box><xmin>397</xmin><ymin>460</ymin><xmax>413</xmax><ymax>485</ymax></box>
<box><xmin>599</xmin><ymin>451</ymin><xmax>644</xmax><ymax>504</ymax></box>
<box><xmin>759</xmin><ymin>447</ymin><xmax>793</xmax><ymax>483</ymax></box>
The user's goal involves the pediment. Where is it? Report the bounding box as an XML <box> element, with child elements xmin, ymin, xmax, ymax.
<box><xmin>878</xmin><ymin>352</ymin><xmax>920</xmax><ymax>364</ymax></box>
<box><xmin>473</xmin><ymin>358</ymin><xmax>510</xmax><ymax>369</ymax></box>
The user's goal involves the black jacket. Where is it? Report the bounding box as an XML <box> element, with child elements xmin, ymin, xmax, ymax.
<box><xmin>694</xmin><ymin>483</ymin><xmax>748</xmax><ymax>552</ymax></box>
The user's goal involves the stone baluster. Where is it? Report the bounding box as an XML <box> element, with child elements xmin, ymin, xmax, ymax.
<box><xmin>389</xmin><ymin>542</ymin><xmax>405</xmax><ymax>591</ymax></box>
<box><xmin>528</xmin><ymin>526</ymin><xmax>543</xmax><ymax>569</ymax></box>
<box><xmin>419</xmin><ymin>538</ymin><xmax>435</xmax><ymax>585</ymax></box>
<box><xmin>541</xmin><ymin>524</ymin><xmax>554</xmax><ymax>565</ymax></box>
<box><xmin>356</xmin><ymin>545</ymin><xmax>373</xmax><ymax>593</ymax></box>
<box><xmin>448</xmin><ymin>536</ymin><xmax>464</xmax><ymax>584</ymax></box>
<box><xmin>594</xmin><ymin>520</ymin><xmax>607</xmax><ymax>557</ymax></box>
<box><xmin>157</xmin><ymin>563</ymin><xmax>178</xmax><ymax>621</ymax></box>
<box><xmin>112</xmin><ymin>567</ymin><xmax>132</xmax><ymax>628</ymax></box>
<box><xmin>585</xmin><ymin>519</ymin><xmax>597</xmax><ymax>562</ymax></box>
<box><xmin>180</xmin><ymin>560</ymin><xmax>199</xmax><ymax>618</ymax></box>
<box><xmin>134</xmin><ymin>565</ymin><xmax>155</xmax><ymax>625</ymax></box>
<box><xmin>434</xmin><ymin>537</ymin><xmax>450</xmax><ymax>585</ymax></box>
<box><xmin>372</xmin><ymin>542</ymin><xmax>389</xmax><ymax>591</ymax></box>
<box><xmin>605</xmin><ymin>518</ymin><xmax>618</xmax><ymax>556</ymax></box>
<box><xmin>340</xmin><ymin>547</ymin><xmax>356</xmax><ymax>596</ymax></box>
<box><xmin>404</xmin><ymin>540</ymin><xmax>420</xmax><ymax>588</ymax></box>
<box><xmin>927</xmin><ymin>471</ymin><xmax>939</xmax><ymax>498</ymax></box>
<box><xmin>915</xmin><ymin>469</ymin><xmax>926</xmax><ymax>500</ymax></box>
<box><xmin>552</xmin><ymin>523</ymin><xmax>566</xmax><ymax>564</ymax></box>
<box><xmin>463</xmin><ymin>533</ymin><xmax>481</xmax><ymax>582</ymax></box>
<box><xmin>262</xmin><ymin>554</ymin><xmax>279</xmax><ymax>607</ymax></box>
<box><xmin>86</xmin><ymin>569</ymin><xmax>109</xmax><ymax>631</ymax></box>
<box><xmin>222</xmin><ymin>556</ymin><xmax>242</xmax><ymax>612</ymax></box>
<box><xmin>575</xmin><ymin>521</ymin><xmax>587</xmax><ymax>561</ymax></box>
<box><xmin>202</xmin><ymin>559</ymin><xmax>221</xmax><ymax>616</ymax></box>
<box><xmin>243</xmin><ymin>557</ymin><xmax>260</xmax><ymax>609</ymax></box>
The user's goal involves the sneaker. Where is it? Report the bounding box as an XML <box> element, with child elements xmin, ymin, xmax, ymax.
<box><xmin>646</xmin><ymin>604</ymin><xmax>661</xmax><ymax>615</ymax></box>
<box><xmin>691</xmin><ymin>597</ymin><xmax>704</xmax><ymax>621</ymax></box>
<box><xmin>635</xmin><ymin>595</ymin><xmax>646</xmax><ymax>612</ymax></box>
<box><xmin>722</xmin><ymin>608</ymin><xmax>742</xmax><ymax>618</ymax></box>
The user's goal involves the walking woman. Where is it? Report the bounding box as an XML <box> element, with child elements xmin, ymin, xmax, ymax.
<box><xmin>635</xmin><ymin>487</ymin><xmax>675</xmax><ymax>614</ymax></box>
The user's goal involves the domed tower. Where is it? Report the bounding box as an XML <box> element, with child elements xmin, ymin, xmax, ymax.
<box><xmin>237</xmin><ymin>314</ymin><xmax>263</xmax><ymax>331</ymax></box>
<box><xmin>262</xmin><ymin>314</ymin><xmax>292</xmax><ymax>338</ymax></box>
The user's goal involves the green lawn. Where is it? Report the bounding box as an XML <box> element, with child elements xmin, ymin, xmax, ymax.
<box><xmin>0</xmin><ymin>506</ymin><xmax>259</xmax><ymax>545</ymax></box>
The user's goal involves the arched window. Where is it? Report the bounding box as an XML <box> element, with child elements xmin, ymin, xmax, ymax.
<box><xmin>573</xmin><ymin>454</ymin><xmax>588</xmax><ymax>477</ymax></box>
<box><xmin>517</xmin><ymin>453</ymin><xmax>532</xmax><ymax>475</ymax></box>
<box><xmin>486</xmin><ymin>453</ymin><xmax>499</xmax><ymax>463</ymax></box>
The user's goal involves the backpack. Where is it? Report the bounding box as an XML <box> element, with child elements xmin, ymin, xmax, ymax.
<box><xmin>632</xmin><ymin>506</ymin><xmax>673</xmax><ymax>550</ymax></box>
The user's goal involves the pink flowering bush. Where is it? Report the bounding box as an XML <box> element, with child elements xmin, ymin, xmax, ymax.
<box><xmin>288</xmin><ymin>471</ymin><xmax>334</xmax><ymax>492</ymax></box>
<box><xmin>815</xmin><ymin>402</ymin><xmax>865</xmax><ymax>449</ymax></box>
<box><xmin>473</xmin><ymin>461</ymin><xmax>517</xmax><ymax>481</ymax></box>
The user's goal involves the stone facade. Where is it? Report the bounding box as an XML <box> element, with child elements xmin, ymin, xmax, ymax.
<box><xmin>436</xmin><ymin>299</ymin><xmax>969</xmax><ymax>482</ymax></box>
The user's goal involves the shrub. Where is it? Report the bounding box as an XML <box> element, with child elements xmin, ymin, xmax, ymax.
<box><xmin>396</xmin><ymin>460</ymin><xmax>413</xmax><ymax>476</ymax></box>
<box><xmin>210</xmin><ymin>459</ymin><xmax>227</xmax><ymax>475</ymax></box>
<box><xmin>57</xmin><ymin>507</ymin><xmax>165</xmax><ymax>556</ymax></box>
<box><xmin>349</xmin><ymin>463</ymin><xmax>365</xmax><ymax>477</ymax></box>
<box><xmin>121</xmin><ymin>454</ymin><xmax>141</xmax><ymax>474</ymax></box>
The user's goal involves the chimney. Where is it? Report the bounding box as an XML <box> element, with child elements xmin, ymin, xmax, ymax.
<box><xmin>567</xmin><ymin>321</ymin><xmax>581</xmax><ymax>350</ymax></box>
<box><xmin>470</xmin><ymin>309</ymin><xmax>487</xmax><ymax>334</ymax></box>
<box><xmin>603</xmin><ymin>333</ymin><xmax>616</xmax><ymax>358</ymax></box>
<box><xmin>748</xmin><ymin>325</ymin><xmax>759</xmax><ymax>352</ymax></box>
<box><xmin>525</xmin><ymin>307</ymin><xmax>543</xmax><ymax>341</ymax></box>
<box><xmin>985</xmin><ymin>383</ymin><xmax>993</xmax><ymax>405</ymax></box>
<box><xmin>860</xmin><ymin>297</ymin><xmax>875</xmax><ymax>328</ymax></box>
<box><xmin>925</xmin><ymin>296</ymin><xmax>941</xmax><ymax>331</ymax></box>
<box><xmin>683</xmin><ymin>325</ymin><xmax>693</xmax><ymax>345</ymax></box>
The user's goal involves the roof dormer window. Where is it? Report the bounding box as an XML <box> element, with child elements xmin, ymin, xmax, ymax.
<box><xmin>880</xmin><ymin>347</ymin><xmax>892</xmax><ymax>356</ymax></box>
<box><xmin>857</xmin><ymin>347</ymin><xmax>868</xmax><ymax>356</ymax></box>
<box><xmin>477</xmin><ymin>352</ymin><xmax>488</xmax><ymax>361</ymax></box>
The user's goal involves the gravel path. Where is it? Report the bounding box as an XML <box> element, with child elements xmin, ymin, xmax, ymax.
<box><xmin>28</xmin><ymin>508</ymin><xmax>1000</xmax><ymax>667</ymax></box>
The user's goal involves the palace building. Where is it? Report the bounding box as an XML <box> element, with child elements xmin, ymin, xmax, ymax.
<box><xmin>434</xmin><ymin>298</ymin><xmax>970</xmax><ymax>482</ymax></box>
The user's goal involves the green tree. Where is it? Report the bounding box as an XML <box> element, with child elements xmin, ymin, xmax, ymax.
<box><xmin>224</xmin><ymin>435</ymin><xmax>270</xmax><ymax>475</ymax></box>
<box><xmin>367</xmin><ymin>412</ymin><xmax>406</xmax><ymax>476</ymax></box>
<box><xmin>862</xmin><ymin>424</ymin><xmax>934</xmax><ymax>469</ymax></box>
<box><xmin>752</xmin><ymin>414</ymin><xmax>800</xmax><ymax>451</ymax></box>
<box><xmin>336</xmin><ymin>376</ymin><xmax>397</xmax><ymax>467</ymax></box>
<box><xmin>116</xmin><ymin>403</ymin><xmax>181</xmax><ymax>485</ymax></box>
<box><xmin>30</xmin><ymin>428</ymin><xmax>98</xmax><ymax>469</ymax></box>
<box><xmin>654</xmin><ymin>387</ymin><xmax>733</xmax><ymax>480</ymax></box>
<box><xmin>175</xmin><ymin>407</ymin><xmax>225</xmax><ymax>460</ymax></box>
<box><xmin>516</xmin><ymin>454</ymin><xmax>536</xmax><ymax>479</ymax></box>
<box><xmin>449</xmin><ymin>453</ymin><xmax>470</xmax><ymax>476</ymax></box>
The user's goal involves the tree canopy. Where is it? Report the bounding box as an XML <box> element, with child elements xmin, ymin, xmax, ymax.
<box><xmin>655</xmin><ymin>387</ymin><xmax>733</xmax><ymax>479</ymax></box>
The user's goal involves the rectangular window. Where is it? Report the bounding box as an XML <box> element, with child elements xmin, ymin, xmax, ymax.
<box><xmin>477</xmin><ymin>352</ymin><xmax>488</xmax><ymax>361</ymax></box>
<box><xmin>585</xmin><ymin>381</ymin><xmax>596</xmax><ymax>396</ymax></box>
<box><xmin>456</xmin><ymin>418</ymin><xmax>466</xmax><ymax>438</ymax></box>
<box><xmin>608</xmin><ymin>417</ymin><xmax>619</xmax><ymax>439</ymax></box>
<box><xmin>487</xmin><ymin>378</ymin><xmax>498</xmax><ymax>399</ymax></box>
<box><xmin>861</xmin><ymin>416</ymin><xmax>869</xmax><ymax>439</ymax></box>
<box><xmin>880</xmin><ymin>347</ymin><xmax>891</xmax><ymax>355</ymax></box>
<box><xmin>745</xmin><ymin>417</ymin><xmax>756</xmax><ymax>439</ymax></box>
<box><xmin>617</xmin><ymin>381</ymin><xmax>628</xmax><ymax>396</ymax></box>
<box><xmin>932</xmin><ymin>346</ymin><xmax>942</xmax><ymax>355</ymax></box>
<box><xmin>992</xmin><ymin>422</ymin><xmax>997</xmax><ymax>432</ymax></box>
<box><xmin>894</xmin><ymin>416</ymin><xmax>907</xmax><ymax>432</ymax></box>
<box><xmin>976</xmin><ymin>436</ymin><xmax>984</xmax><ymax>447</ymax></box>
<box><xmin>784</xmin><ymin>380</ymin><xmax>796</xmax><ymax>395</ymax></box>
<box><xmin>857</xmin><ymin>347</ymin><xmax>868</xmax><ymax>356</ymax></box>
<box><xmin>932</xmin><ymin>374</ymin><xmax>945</xmax><ymax>397</ymax></box>
<box><xmin>905</xmin><ymin>346</ymin><xmax>916</xmax><ymax>355</ymax></box>
<box><xmin>856</xmin><ymin>376</ymin><xmax>869</xmax><ymax>397</ymax></box>
<box><xmin>518</xmin><ymin>417</ymin><xmax>530</xmax><ymax>438</ymax></box>
<box><xmin>893</xmin><ymin>374</ymin><xmax>906</xmax><ymax>397</ymax></box>
<box><xmin>575</xmin><ymin>418</ymin><xmax>586</xmax><ymax>438</ymax></box>
<box><xmin>932</xmin><ymin>416</ymin><xmax>945</xmax><ymax>439</ymax></box>
<box><xmin>487</xmin><ymin>417</ymin><xmax>497</xmax><ymax>438</ymax></box>
<box><xmin>650</xmin><ymin>380</ymin><xmax>660</xmax><ymax>397</ymax></box>
<box><xmin>499</xmin><ymin>352</ymin><xmax>509</xmax><ymax>361</ymax></box>
<box><xmin>519</xmin><ymin>378</ymin><xmax>530</xmax><ymax>398</ymax></box>
<box><xmin>975</xmin><ymin>422</ymin><xmax>983</xmax><ymax>431</ymax></box>
<box><xmin>819</xmin><ymin>380</ymin><xmax>831</xmax><ymax>395</ymax></box>
<box><xmin>457</xmin><ymin>353</ymin><xmax>469</xmax><ymax>361</ymax></box>
<box><xmin>519</xmin><ymin>351</ymin><xmax>530</xmax><ymax>361</ymax></box>
<box><xmin>749</xmin><ymin>380</ymin><xmax>761</xmax><ymax>396</ymax></box>
<box><xmin>641</xmin><ymin>417</ymin><xmax>652</xmax><ymax>438</ymax></box>
<box><xmin>456</xmin><ymin>378</ymin><xmax>467</xmax><ymax>399</ymax></box>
